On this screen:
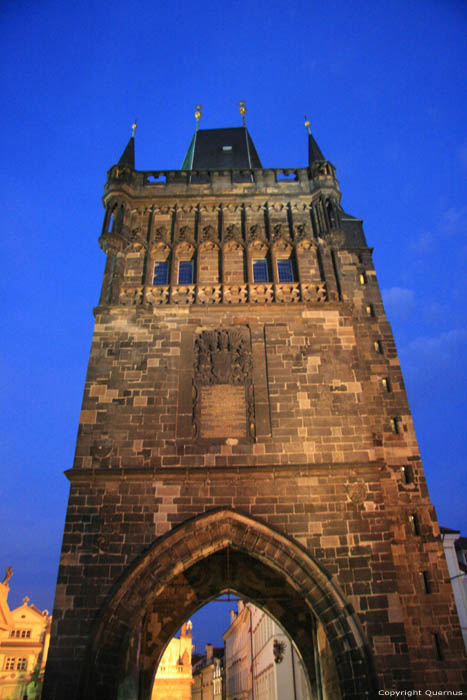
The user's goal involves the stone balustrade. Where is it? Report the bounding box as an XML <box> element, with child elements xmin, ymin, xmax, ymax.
<box><xmin>121</xmin><ymin>282</ymin><xmax>327</xmax><ymax>307</ymax></box>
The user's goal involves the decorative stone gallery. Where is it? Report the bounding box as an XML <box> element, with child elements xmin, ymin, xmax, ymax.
<box><xmin>42</xmin><ymin>116</ymin><xmax>467</xmax><ymax>699</ymax></box>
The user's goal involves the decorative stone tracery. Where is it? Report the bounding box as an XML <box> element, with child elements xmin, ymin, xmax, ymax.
<box><xmin>193</xmin><ymin>329</ymin><xmax>254</xmax><ymax>440</ymax></box>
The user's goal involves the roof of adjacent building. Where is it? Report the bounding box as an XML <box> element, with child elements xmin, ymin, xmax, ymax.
<box><xmin>181</xmin><ymin>127</ymin><xmax>262</xmax><ymax>170</ymax></box>
<box><xmin>440</xmin><ymin>526</ymin><xmax>461</xmax><ymax>534</ymax></box>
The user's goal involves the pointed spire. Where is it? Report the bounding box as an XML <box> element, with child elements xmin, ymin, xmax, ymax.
<box><xmin>181</xmin><ymin>106</ymin><xmax>202</xmax><ymax>169</ymax></box>
<box><xmin>304</xmin><ymin>114</ymin><xmax>325</xmax><ymax>164</ymax></box>
<box><xmin>239</xmin><ymin>101</ymin><xmax>253</xmax><ymax>170</ymax></box>
<box><xmin>194</xmin><ymin>105</ymin><xmax>202</xmax><ymax>131</ymax></box>
<box><xmin>117</xmin><ymin>120</ymin><xmax>137</xmax><ymax>168</ymax></box>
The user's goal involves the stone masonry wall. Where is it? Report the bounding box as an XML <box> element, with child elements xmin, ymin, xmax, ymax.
<box><xmin>43</xmin><ymin>300</ymin><xmax>467</xmax><ymax>697</ymax></box>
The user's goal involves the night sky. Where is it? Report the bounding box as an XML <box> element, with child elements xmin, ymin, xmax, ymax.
<box><xmin>1</xmin><ymin>0</ymin><xmax>466</xmax><ymax>654</ymax></box>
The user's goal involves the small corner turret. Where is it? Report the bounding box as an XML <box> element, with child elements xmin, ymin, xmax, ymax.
<box><xmin>117</xmin><ymin>121</ymin><xmax>137</xmax><ymax>169</ymax></box>
<box><xmin>304</xmin><ymin>114</ymin><xmax>325</xmax><ymax>165</ymax></box>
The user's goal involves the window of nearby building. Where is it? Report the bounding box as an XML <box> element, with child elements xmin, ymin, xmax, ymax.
<box><xmin>153</xmin><ymin>261</ymin><xmax>169</xmax><ymax>285</ymax></box>
<box><xmin>4</xmin><ymin>658</ymin><xmax>15</xmax><ymax>670</ymax></box>
<box><xmin>17</xmin><ymin>658</ymin><xmax>27</xmax><ymax>671</ymax></box>
<box><xmin>178</xmin><ymin>260</ymin><xmax>194</xmax><ymax>285</ymax></box>
<box><xmin>277</xmin><ymin>259</ymin><xmax>294</xmax><ymax>283</ymax></box>
<box><xmin>253</xmin><ymin>259</ymin><xmax>268</xmax><ymax>283</ymax></box>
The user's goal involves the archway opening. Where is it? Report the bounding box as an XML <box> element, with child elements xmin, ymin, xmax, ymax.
<box><xmin>149</xmin><ymin>592</ymin><xmax>337</xmax><ymax>700</ymax></box>
<box><xmin>142</xmin><ymin>547</ymin><xmax>342</xmax><ymax>700</ymax></box>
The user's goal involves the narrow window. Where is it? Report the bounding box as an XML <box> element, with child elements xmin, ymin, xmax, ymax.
<box><xmin>400</xmin><ymin>465</ymin><xmax>413</xmax><ymax>484</ymax></box>
<box><xmin>253</xmin><ymin>259</ymin><xmax>269</xmax><ymax>283</ymax></box>
<box><xmin>433</xmin><ymin>633</ymin><xmax>443</xmax><ymax>661</ymax></box>
<box><xmin>373</xmin><ymin>340</ymin><xmax>383</xmax><ymax>353</ymax></box>
<box><xmin>5</xmin><ymin>658</ymin><xmax>14</xmax><ymax>670</ymax></box>
<box><xmin>153</xmin><ymin>261</ymin><xmax>169</xmax><ymax>285</ymax></box>
<box><xmin>408</xmin><ymin>513</ymin><xmax>420</xmax><ymax>535</ymax></box>
<box><xmin>419</xmin><ymin>571</ymin><xmax>431</xmax><ymax>594</ymax></box>
<box><xmin>359</xmin><ymin>273</ymin><xmax>367</xmax><ymax>285</ymax></box>
<box><xmin>17</xmin><ymin>658</ymin><xmax>27</xmax><ymax>671</ymax></box>
<box><xmin>178</xmin><ymin>260</ymin><xmax>194</xmax><ymax>285</ymax></box>
<box><xmin>381</xmin><ymin>377</ymin><xmax>391</xmax><ymax>392</ymax></box>
<box><xmin>365</xmin><ymin>304</ymin><xmax>374</xmax><ymax>316</ymax></box>
<box><xmin>390</xmin><ymin>417</ymin><xmax>400</xmax><ymax>434</ymax></box>
<box><xmin>26</xmin><ymin>630</ymin><xmax>31</xmax><ymax>638</ymax></box>
<box><xmin>277</xmin><ymin>259</ymin><xmax>294</xmax><ymax>283</ymax></box>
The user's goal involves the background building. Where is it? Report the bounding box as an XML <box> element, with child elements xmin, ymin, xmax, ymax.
<box><xmin>441</xmin><ymin>528</ymin><xmax>467</xmax><ymax>652</ymax></box>
<box><xmin>224</xmin><ymin>601</ymin><xmax>311</xmax><ymax>700</ymax></box>
<box><xmin>0</xmin><ymin>570</ymin><xmax>51</xmax><ymax>700</ymax></box>
<box><xmin>151</xmin><ymin>622</ymin><xmax>193</xmax><ymax>700</ymax></box>
<box><xmin>192</xmin><ymin>643</ymin><xmax>224</xmax><ymax>700</ymax></box>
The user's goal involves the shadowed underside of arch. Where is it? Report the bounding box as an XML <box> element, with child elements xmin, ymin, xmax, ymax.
<box><xmin>80</xmin><ymin>508</ymin><xmax>377</xmax><ymax>700</ymax></box>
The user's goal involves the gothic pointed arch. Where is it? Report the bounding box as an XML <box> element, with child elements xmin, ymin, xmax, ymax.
<box><xmin>79</xmin><ymin>509</ymin><xmax>377</xmax><ymax>699</ymax></box>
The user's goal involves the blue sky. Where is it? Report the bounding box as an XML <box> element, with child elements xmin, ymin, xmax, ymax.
<box><xmin>1</xmin><ymin>0</ymin><xmax>466</xmax><ymax>652</ymax></box>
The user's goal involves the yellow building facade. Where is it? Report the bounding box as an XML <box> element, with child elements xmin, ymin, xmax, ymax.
<box><xmin>151</xmin><ymin>621</ymin><xmax>193</xmax><ymax>700</ymax></box>
<box><xmin>0</xmin><ymin>570</ymin><xmax>51</xmax><ymax>700</ymax></box>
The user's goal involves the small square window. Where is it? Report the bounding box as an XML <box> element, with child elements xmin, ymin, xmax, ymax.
<box><xmin>153</xmin><ymin>261</ymin><xmax>169</xmax><ymax>285</ymax></box>
<box><xmin>253</xmin><ymin>259</ymin><xmax>269</xmax><ymax>283</ymax></box>
<box><xmin>277</xmin><ymin>259</ymin><xmax>294</xmax><ymax>283</ymax></box>
<box><xmin>178</xmin><ymin>260</ymin><xmax>194</xmax><ymax>285</ymax></box>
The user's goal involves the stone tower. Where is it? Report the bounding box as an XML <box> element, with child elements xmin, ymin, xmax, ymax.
<box><xmin>43</xmin><ymin>111</ymin><xmax>466</xmax><ymax>700</ymax></box>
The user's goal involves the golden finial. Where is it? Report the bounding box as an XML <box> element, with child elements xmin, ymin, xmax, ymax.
<box><xmin>304</xmin><ymin>114</ymin><xmax>311</xmax><ymax>135</ymax></box>
<box><xmin>239</xmin><ymin>100</ymin><xmax>247</xmax><ymax>126</ymax></box>
<box><xmin>194</xmin><ymin>105</ymin><xmax>202</xmax><ymax>130</ymax></box>
<box><xmin>131</xmin><ymin>120</ymin><xmax>137</xmax><ymax>137</ymax></box>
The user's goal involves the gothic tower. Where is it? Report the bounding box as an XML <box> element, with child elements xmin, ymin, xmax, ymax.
<box><xmin>43</xmin><ymin>110</ymin><xmax>466</xmax><ymax>699</ymax></box>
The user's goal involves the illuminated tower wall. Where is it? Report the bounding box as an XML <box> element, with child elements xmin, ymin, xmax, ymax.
<box><xmin>42</xmin><ymin>119</ymin><xmax>467</xmax><ymax>699</ymax></box>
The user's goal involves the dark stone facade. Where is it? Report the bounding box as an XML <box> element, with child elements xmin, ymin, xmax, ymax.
<box><xmin>42</xmin><ymin>146</ymin><xmax>467</xmax><ymax>699</ymax></box>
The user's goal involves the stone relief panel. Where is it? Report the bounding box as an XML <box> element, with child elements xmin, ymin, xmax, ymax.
<box><xmin>193</xmin><ymin>328</ymin><xmax>255</xmax><ymax>440</ymax></box>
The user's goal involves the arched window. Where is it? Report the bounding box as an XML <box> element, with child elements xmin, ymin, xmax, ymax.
<box><xmin>277</xmin><ymin>258</ymin><xmax>294</xmax><ymax>282</ymax></box>
<box><xmin>153</xmin><ymin>261</ymin><xmax>169</xmax><ymax>285</ymax></box>
<box><xmin>151</xmin><ymin>243</ymin><xmax>171</xmax><ymax>286</ymax></box>
<box><xmin>252</xmin><ymin>258</ymin><xmax>269</xmax><ymax>282</ymax></box>
<box><xmin>174</xmin><ymin>242</ymin><xmax>196</xmax><ymax>285</ymax></box>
